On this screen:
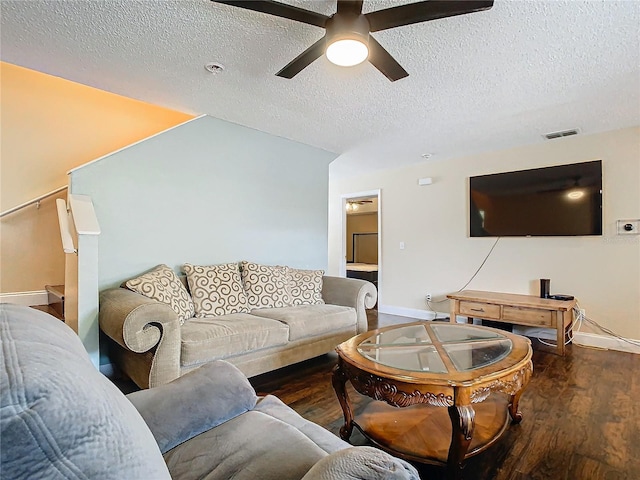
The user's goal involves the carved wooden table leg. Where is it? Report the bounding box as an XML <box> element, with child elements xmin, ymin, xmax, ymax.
<box><xmin>447</xmin><ymin>405</ymin><xmax>476</xmax><ymax>480</ymax></box>
<box><xmin>508</xmin><ymin>390</ymin><xmax>524</xmax><ymax>424</ymax></box>
<box><xmin>332</xmin><ymin>360</ymin><xmax>354</xmax><ymax>441</ymax></box>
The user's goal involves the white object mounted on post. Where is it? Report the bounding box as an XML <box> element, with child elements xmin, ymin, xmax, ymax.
<box><xmin>56</xmin><ymin>198</ymin><xmax>77</xmax><ymax>254</ymax></box>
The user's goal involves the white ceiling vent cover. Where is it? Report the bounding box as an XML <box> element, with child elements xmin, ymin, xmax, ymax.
<box><xmin>543</xmin><ymin>128</ymin><xmax>581</xmax><ymax>140</ymax></box>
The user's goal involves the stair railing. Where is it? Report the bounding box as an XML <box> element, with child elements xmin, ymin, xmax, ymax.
<box><xmin>0</xmin><ymin>185</ymin><xmax>68</xmax><ymax>218</ymax></box>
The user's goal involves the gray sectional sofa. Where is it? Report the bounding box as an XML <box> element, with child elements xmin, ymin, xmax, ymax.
<box><xmin>1</xmin><ymin>304</ymin><xmax>420</xmax><ymax>480</ymax></box>
<box><xmin>99</xmin><ymin>262</ymin><xmax>377</xmax><ymax>388</ymax></box>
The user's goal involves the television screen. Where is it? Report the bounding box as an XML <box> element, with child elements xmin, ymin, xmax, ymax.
<box><xmin>470</xmin><ymin>160</ymin><xmax>602</xmax><ymax>237</ymax></box>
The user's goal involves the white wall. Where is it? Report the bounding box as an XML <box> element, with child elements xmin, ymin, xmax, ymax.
<box><xmin>329</xmin><ymin>127</ymin><xmax>640</xmax><ymax>340</ymax></box>
<box><xmin>70</xmin><ymin>115</ymin><xmax>337</xmax><ymax>290</ymax></box>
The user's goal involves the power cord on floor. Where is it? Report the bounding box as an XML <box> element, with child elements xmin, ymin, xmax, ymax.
<box><xmin>574</xmin><ymin>303</ymin><xmax>640</xmax><ymax>347</ymax></box>
<box><xmin>537</xmin><ymin>303</ymin><xmax>640</xmax><ymax>348</ymax></box>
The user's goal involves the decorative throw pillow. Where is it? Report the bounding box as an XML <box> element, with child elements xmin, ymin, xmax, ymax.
<box><xmin>182</xmin><ymin>263</ymin><xmax>249</xmax><ymax>317</ymax></box>
<box><xmin>289</xmin><ymin>268</ymin><xmax>325</xmax><ymax>306</ymax></box>
<box><xmin>240</xmin><ymin>261</ymin><xmax>293</xmax><ymax>309</ymax></box>
<box><xmin>125</xmin><ymin>264</ymin><xmax>195</xmax><ymax>325</ymax></box>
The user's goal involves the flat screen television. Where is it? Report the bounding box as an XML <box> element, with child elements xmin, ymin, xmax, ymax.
<box><xmin>470</xmin><ymin>160</ymin><xmax>602</xmax><ymax>237</ymax></box>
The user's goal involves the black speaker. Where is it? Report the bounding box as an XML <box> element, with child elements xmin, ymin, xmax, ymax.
<box><xmin>540</xmin><ymin>278</ymin><xmax>550</xmax><ymax>298</ymax></box>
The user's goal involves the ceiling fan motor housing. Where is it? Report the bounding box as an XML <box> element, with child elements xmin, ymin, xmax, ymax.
<box><xmin>325</xmin><ymin>14</ymin><xmax>370</xmax><ymax>50</ymax></box>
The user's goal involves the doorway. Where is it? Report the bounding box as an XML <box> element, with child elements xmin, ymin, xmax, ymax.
<box><xmin>341</xmin><ymin>190</ymin><xmax>380</xmax><ymax>310</ymax></box>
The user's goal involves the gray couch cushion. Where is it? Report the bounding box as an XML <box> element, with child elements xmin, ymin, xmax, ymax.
<box><xmin>250</xmin><ymin>304</ymin><xmax>357</xmax><ymax>341</ymax></box>
<box><xmin>253</xmin><ymin>395</ymin><xmax>349</xmax><ymax>454</ymax></box>
<box><xmin>0</xmin><ymin>304</ymin><xmax>170</xmax><ymax>479</ymax></box>
<box><xmin>301</xmin><ymin>446</ymin><xmax>420</xmax><ymax>480</ymax></box>
<box><xmin>180</xmin><ymin>313</ymin><xmax>289</xmax><ymax>366</ymax></box>
<box><xmin>128</xmin><ymin>361</ymin><xmax>258</xmax><ymax>454</ymax></box>
<box><xmin>163</xmin><ymin>409</ymin><xmax>328</xmax><ymax>480</ymax></box>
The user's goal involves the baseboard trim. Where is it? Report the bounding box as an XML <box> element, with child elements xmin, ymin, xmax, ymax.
<box><xmin>0</xmin><ymin>290</ymin><xmax>48</xmax><ymax>306</ymax></box>
<box><xmin>508</xmin><ymin>326</ymin><xmax>640</xmax><ymax>355</ymax></box>
<box><xmin>377</xmin><ymin>304</ymin><xmax>448</xmax><ymax>321</ymax></box>
<box><xmin>572</xmin><ymin>332</ymin><xmax>640</xmax><ymax>354</ymax></box>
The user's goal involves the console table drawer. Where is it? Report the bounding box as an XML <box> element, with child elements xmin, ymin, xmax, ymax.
<box><xmin>503</xmin><ymin>306</ymin><xmax>552</xmax><ymax>327</ymax></box>
<box><xmin>459</xmin><ymin>301</ymin><xmax>500</xmax><ymax>320</ymax></box>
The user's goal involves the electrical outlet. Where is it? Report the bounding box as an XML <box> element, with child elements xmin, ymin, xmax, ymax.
<box><xmin>425</xmin><ymin>294</ymin><xmax>432</xmax><ymax>302</ymax></box>
<box><xmin>617</xmin><ymin>219</ymin><xmax>640</xmax><ymax>235</ymax></box>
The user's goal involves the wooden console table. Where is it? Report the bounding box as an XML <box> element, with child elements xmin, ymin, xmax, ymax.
<box><xmin>447</xmin><ymin>290</ymin><xmax>577</xmax><ymax>356</ymax></box>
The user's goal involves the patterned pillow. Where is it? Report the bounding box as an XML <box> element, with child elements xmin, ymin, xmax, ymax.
<box><xmin>124</xmin><ymin>264</ymin><xmax>195</xmax><ymax>325</ymax></box>
<box><xmin>183</xmin><ymin>263</ymin><xmax>249</xmax><ymax>317</ymax></box>
<box><xmin>241</xmin><ymin>261</ymin><xmax>293</xmax><ymax>309</ymax></box>
<box><xmin>289</xmin><ymin>268</ymin><xmax>325</xmax><ymax>306</ymax></box>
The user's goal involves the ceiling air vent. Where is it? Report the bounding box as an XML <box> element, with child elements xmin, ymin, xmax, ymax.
<box><xmin>543</xmin><ymin>128</ymin><xmax>580</xmax><ymax>140</ymax></box>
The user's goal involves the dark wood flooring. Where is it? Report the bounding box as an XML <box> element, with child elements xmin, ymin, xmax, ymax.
<box><xmin>250</xmin><ymin>310</ymin><xmax>640</xmax><ymax>480</ymax></box>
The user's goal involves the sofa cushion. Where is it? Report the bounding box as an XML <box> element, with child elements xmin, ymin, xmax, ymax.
<box><xmin>250</xmin><ymin>304</ymin><xmax>357</xmax><ymax>341</ymax></box>
<box><xmin>163</xmin><ymin>409</ymin><xmax>329</xmax><ymax>480</ymax></box>
<box><xmin>180</xmin><ymin>314</ymin><xmax>289</xmax><ymax>366</ymax></box>
<box><xmin>183</xmin><ymin>263</ymin><xmax>249</xmax><ymax>317</ymax></box>
<box><xmin>253</xmin><ymin>395</ymin><xmax>349</xmax><ymax>454</ymax></box>
<box><xmin>125</xmin><ymin>264</ymin><xmax>195</xmax><ymax>324</ymax></box>
<box><xmin>241</xmin><ymin>261</ymin><xmax>293</xmax><ymax>309</ymax></box>
<box><xmin>289</xmin><ymin>268</ymin><xmax>325</xmax><ymax>306</ymax></box>
<box><xmin>301</xmin><ymin>446</ymin><xmax>420</xmax><ymax>480</ymax></box>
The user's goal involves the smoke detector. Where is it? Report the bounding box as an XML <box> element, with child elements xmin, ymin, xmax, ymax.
<box><xmin>204</xmin><ymin>62</ymin><xmax>225</xmax><ymax>74</ymax></box>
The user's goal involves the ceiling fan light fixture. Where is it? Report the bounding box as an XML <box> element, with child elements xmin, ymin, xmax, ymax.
<box><xmin>326</xmin><ymin>38</ymin><xmax>368</xmax><ymax>67</ymax></box>
<box><xmin>324</xmin><ymin>14</ymin><xmax>370</xmax><ymax>68</ymax></box>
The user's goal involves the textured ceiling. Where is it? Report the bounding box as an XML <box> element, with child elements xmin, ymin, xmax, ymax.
<box><xmin>1</xmin><ymin>0</ymin><xmax>639</xmax><ymax>178</ymax></box>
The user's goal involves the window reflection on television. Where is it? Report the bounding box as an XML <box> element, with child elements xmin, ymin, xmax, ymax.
<box><xmin>469</xmin><ymin>160</ymin><xmax>602</xmax><ymax>237</ymax></box>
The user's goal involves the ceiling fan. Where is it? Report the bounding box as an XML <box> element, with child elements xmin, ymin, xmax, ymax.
<box><xmin>211</xmin><ymin>0</ymin><xmax>494</xmax><ymax>81</ymax></box>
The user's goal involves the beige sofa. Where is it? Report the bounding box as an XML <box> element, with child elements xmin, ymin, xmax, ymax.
<box><xmin>99</xmin><ymin>263</ymin><xmax>377</xmax><ymax>389</ymax></box>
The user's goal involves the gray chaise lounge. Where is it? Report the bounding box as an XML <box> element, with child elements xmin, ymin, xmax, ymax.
<box><xmin>0</xmin><ymin>304</ymin><xmax>420</xmax><ymax>480</ymax></box>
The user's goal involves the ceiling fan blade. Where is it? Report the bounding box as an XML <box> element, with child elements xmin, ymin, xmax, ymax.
<box><xmin>366</xmin><ymin>0</ymin><xmax>493</xmax><ymax>32</ymax></box>
<box><xmin>367</xmin><ymin>36</ymin><xmax>408</xmax><ymax>82</ymax></box>
<box><xmin>211</xmin><ymin>0</ymin><xmax>328</xmax><ymax>28</ymax></box>
<box><xmin>336</xmin><ymin>0</ymin><xmax>364</xmax><ymax>15</ymax></box>
<box><xmin>276</xmin><ymin>37</ymin><xmax>326</xmax><ymax>79</ymax></box>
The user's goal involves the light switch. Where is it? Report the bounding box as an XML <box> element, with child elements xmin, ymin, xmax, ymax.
<box><xmin>400</xmin><ymin>242</ymin><xmax>405</xmax><ymax>250</ymax></box>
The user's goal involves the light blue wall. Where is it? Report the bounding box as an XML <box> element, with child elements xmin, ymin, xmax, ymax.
<box><xmin>70</xmin><ymin>115</ymin><xmax>337</xmax><ymax>290</ymax></box>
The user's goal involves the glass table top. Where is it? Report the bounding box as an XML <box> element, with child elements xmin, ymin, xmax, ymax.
<box><xmin>357</xmin><ymin>324</ymin><xmax>513</xmax><ymax>373</ymax></box>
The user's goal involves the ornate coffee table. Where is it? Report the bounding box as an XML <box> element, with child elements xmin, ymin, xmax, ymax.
<box><xmin>332</xmin><ymin>322</ymin><xmax>533</xmax><ymax>479</ymax></box>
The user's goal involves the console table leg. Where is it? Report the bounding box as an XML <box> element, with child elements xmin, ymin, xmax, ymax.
<box><xmin>556</xmin><ymin>311</ymin><xmax>565</xmax><ymax>356</ymax></box>
<box><xmin>447</xmin><ymin>405</ymin><xmax>475</xmax><ymax>480</ymax></box>
<box><xmin>332</xmin><ymin>361</ymin><xmax>354</xmax><ymax>441</ymax></box>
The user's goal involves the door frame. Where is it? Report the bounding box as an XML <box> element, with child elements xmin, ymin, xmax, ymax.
<box><xmin>341</xmin><ymin>189</ymin><xmax>381</xmax><ymax>306</ymax></box>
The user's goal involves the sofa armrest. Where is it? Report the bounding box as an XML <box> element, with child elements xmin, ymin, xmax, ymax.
<box><xmin>322</xmin><ymin>276</ymin><xmax>377</xmax><ymax>334</ymax></box>
<box><xmin>99</xmin><ymin>288</ymin><xmax>182</xmax><ymax>388</ymax></box>
<box><xmin>126</xmin><ymin>361</ymin><xmax>258</xmax><ymax>454</ymax></box>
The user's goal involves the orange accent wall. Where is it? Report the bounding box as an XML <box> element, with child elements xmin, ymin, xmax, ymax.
<box><xmin>0</xmin><ymin>62</ymin><xmax>195</xmax><ymax>293</ymax></box>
